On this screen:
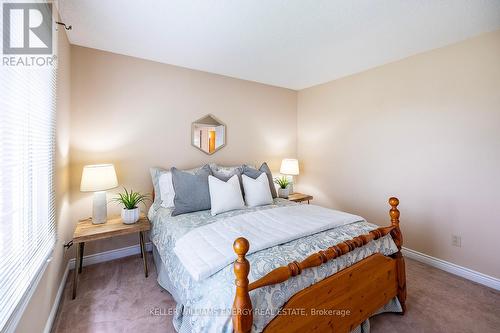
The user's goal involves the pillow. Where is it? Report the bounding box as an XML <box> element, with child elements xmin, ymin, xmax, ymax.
<box><xmin>150</xmin><ymin>165</ymin><xmax>205</xmax><ymax>209</ymax></box>
<box><xmin>209</xmin><ymin>163</ymin><xmax>244</xmax><ymax>176</ymax></box>
<box><xmin>158</xmin><ymin>171</ymin><xmax>175</xmax><ymax>208</ymax></box>
<box><xmin>212</xmin><ymin>168</ymin><xmax>241</xmax><ymax>181</ymax></box>
<box><xmin>212</xmin><ymin>168</ymin><xmax>244</xmax><ymax>195</ymax></box>
<box><xmin>171</xmin><ymin>165</ymin><xmax>212</xmax><ymax>216</ymax></box>
<box><xmin>150</xmin><ymin>167</ymin><xmax>169</xmax><ymax>208</ymax></box>
<box><xmin>208</xmin><ymin>175</ymin><xmax>245</xmax><ymax>216</ymax></box>
<box><xmin>242</xmin><ymin>173</ymin><xmax>273</xmax><ymax>207</ymax></box>
<box><xmin>242</xmin><ymin>162</ymin><xmax>277</xmax><ymax>198</ymax></box>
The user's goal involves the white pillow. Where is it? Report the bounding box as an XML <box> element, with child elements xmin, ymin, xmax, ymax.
<box><xmin>159</xmin><ymin>172</ymin><xmax>175</xmax><ymax>208</ymax></box>
<box><xmin>208</xmin><ymin>175</ymin><xmax>245</xmax><ymax>216</ymax></box>
<box><xmin>242</xmin><ymin>173</ymin><xmax>273</xmax><ymax>207</ymax></box>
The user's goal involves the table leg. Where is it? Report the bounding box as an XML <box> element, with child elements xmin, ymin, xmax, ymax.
<box><xmin>72</xmin><ymin>242</ymin><xmax>80</xmax><ymax>299</ymax></box>
<box><xmin>139</xmin><ymin>234</ymin><xmax>144</xmax><ymax>258</ymax></box>
<box><xmin>78</xmin><ymin>242</ymin><xmax>85</xmax><ymax>273</ymax></box>
<box><xmin>139</xmin><ymin>231</ymin><xmax>148</xmax><ymax>278</ymax></box>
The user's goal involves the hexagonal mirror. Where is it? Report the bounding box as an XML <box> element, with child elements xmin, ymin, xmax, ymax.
<box><xmin>191</xmin><ymin>114</ymin><xmax>226</xmax><ymax>155</ymax></box>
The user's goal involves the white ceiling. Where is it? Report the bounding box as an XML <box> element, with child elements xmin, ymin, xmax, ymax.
<box><xmin>58</xmin><ymin>0</ymin><xmax>500</xmax><ymax>90</ymax></box>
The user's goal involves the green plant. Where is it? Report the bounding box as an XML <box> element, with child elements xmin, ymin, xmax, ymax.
<box><xmin>113</xmin><ymin>188</ymin><xmax>150</xmax><ymax>210</ymax></box>
<box><xmin>274</xmin><ymin>176</ymin><xmax>290</xmax><ymax>189</ymax></box>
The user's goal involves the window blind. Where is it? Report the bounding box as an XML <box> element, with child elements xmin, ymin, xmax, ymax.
<box><xmin>0</xmin><ymin>38</ymin><xmax>57</xmax><ymax>332</ymax></box>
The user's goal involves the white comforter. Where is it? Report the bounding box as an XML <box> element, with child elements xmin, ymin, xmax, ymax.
<box><xmin>174</xmin><ymin>204</ymin><xmax>364</xmax><ymax>281</ymax></box>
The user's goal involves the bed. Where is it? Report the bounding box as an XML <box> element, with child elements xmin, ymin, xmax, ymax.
<box><xmin>148</xmin><ymin>195</ymin><xmax>406</xmax><ymax>333</ymax></box>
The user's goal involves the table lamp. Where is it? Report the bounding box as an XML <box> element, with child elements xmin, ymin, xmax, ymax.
<box><xmin>280</xmin><ymin>158</ymin><xmax>299</xmax><ymax>193</ymax></box>
<box><xmin>80</xmin><ymin>164</ymin><xmax>118</xmax><ymax>224</ymax></box>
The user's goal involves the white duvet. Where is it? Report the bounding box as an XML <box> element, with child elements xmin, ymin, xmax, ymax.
<box><xmin>174</xmin><ymin>204</ymin><xmax>364</xmax><ymax>281</ymax></box>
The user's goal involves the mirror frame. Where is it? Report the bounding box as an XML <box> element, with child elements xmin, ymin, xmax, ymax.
<box><xmin>191</xmin><ymin>114</ymin><xmax>227</xmax><ymax>155</ymax></box>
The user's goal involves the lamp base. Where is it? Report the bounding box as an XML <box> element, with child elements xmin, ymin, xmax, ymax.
<box><xmin>92</xmin><ymin>191</ymin><xmax>108</xmax><ymax>224</ymax></box>
<box><xmin>287</xmin><ymin>175</ymin><xmax>294</xmax><ymax>194</ymax></box>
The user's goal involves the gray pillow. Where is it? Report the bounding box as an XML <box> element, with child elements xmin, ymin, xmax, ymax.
<box><xmin>171</xmin><ymin>164</ymin><xmax>212</xmax><ymax>216</ymax></box>
<box><xmin>150</xmin><ymin>165</ymin><xmax>205</xmax><ymax>208</ymax></box>
<box><xmin>242</xmin><ymin>162</ymin><xmax>277</xmax><ymax>198</ymax></box>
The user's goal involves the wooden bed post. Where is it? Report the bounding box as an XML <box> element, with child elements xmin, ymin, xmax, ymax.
<box><xmin>233</xmin><ymin>237</ymin><xmax>253</xmax><ymax>333</ymax></box>
<box><xmin>389</xmin><ymin>197</ymin><xmax>407</xmax><ymax>313</ymax></box>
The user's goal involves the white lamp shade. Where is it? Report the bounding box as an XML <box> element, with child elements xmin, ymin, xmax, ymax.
<box><xmin>280</xmin><ymin>159</ymin><xmax>299</xmax><ymax>176</ymax></box>
<box><xmin>80</xmin><ymin>164</ymin><xmax>118</xmax><ymax>192</ymax></box>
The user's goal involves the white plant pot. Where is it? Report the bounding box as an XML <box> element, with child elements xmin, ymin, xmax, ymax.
<box><xmin>278</xmin><ymin>187</ymin><xmax>290</xmax><ymax>199</ymax></box>
<box><xmin>121</xmin><ymin>207</ymin><xmax>140</xmax><ymax>224</ymax></box>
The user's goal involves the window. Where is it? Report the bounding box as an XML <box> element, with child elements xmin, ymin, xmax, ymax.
<box><xmin>0</xmin><ymin>47</ymin><xmax>57</xmax><ymax>331</ymax></box>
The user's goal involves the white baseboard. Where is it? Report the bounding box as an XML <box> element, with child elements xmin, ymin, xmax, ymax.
<box><xmin>44</xmin><ymin>242</ymin><xmax>153</xmax><ymax>333</ymax></box>
<box><xmin>68</xmin><ymin>242</ymin><xmax>153</xmax><ymax>270</ymax></box>
<box><xmin>402</xmin><ymin>247</ymin><xmax>500</xmax><ymax>291</ymax></box>
<box><xmin>43</xmin><ymin>262</ymin><xmax>70</xmax><ymax>333</ymax></box>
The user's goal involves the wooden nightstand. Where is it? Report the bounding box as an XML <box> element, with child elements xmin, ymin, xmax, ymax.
<box><xmin>71</xmin><ymin>214</ymin><xmax>150</xmax><ymax>299</ymax></box>
<box><xmin>288</xmin><ymin>192</ymin><xmax>313</xmax><ymax>204</ymax></box>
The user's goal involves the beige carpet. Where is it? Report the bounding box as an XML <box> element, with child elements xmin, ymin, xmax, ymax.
<box><xmin>52</xmin><ymin>254</ymin><xmax>500</xmax><ymax>333</ymax></box>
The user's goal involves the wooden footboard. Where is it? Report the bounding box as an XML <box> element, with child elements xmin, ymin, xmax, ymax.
<box><xmin>232</xmin><ymin>197</ymin><xmax>406</xmax><ymax>333</ymax></box>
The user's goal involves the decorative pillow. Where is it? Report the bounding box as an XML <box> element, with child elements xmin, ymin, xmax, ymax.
<box><xmin>242</xmin><ymin>173</ymin><xmax>273</xmax><ymax>207</ymax></box>
<box><xmin>150</xmin><ymin>165</ymin><xmax>205</xmax><ymax>209</ymax></box>
<box><xmin>242</xmin><ymin>162</ymin><xmax>277</xmax><ymax>198</ymax></box>
<box><xmin>208</xmin><ymin>175</ymin><xmax>245</xmax><ymax>216</ymax></box>
<box><xmin>171</xmin><ymin>165</ymin><xmax>212</xmax><ymax>216</ymax></box>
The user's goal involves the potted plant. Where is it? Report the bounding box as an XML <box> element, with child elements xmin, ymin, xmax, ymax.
<box><xmin>274</xmin><ymin>176</ymin><xmax>291</xmax><ymax>199</ymax></box>
<box><xmin>113</xmin><ymin>188</ymin><xmax>150</xmax><ymax>224</ymax></box>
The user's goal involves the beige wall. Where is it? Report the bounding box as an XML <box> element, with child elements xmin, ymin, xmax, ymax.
<box><xmin>15</xmin><ymin>22</ymin><xmax>73</xmax><ymax>333</ymax></box>
<box><xmin>69</xmin><ymin>46</ymin><xmax>298</xmax><ymax>255</ymax></box>
<box><xmin>297</xmin><ymin>30</ymin><xmax>500</xmax><ymax>278</ymax></box>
